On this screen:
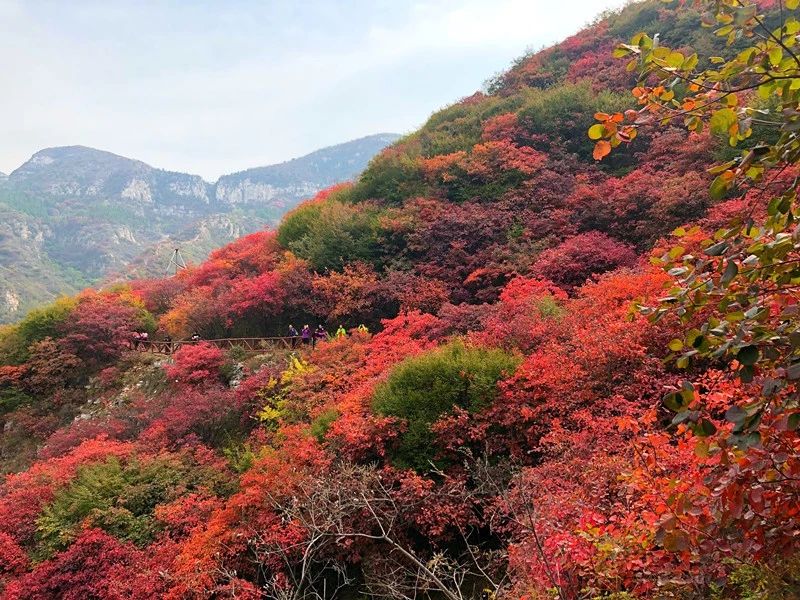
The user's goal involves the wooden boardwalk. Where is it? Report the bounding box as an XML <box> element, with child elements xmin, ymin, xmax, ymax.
<box><xmin>130</xmin><ymin>337</ymin><xmax>297</xmax><ymax>355</ymax></box>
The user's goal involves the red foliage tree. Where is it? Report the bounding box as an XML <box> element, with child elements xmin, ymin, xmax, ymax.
<box><xmin>179</xmin><ymin>231</ymin><xmax>280</xmax><ymax>290</ymax></box>
<box><xmin>476</xmin><ymin>276</ymin><xmax>567</xmax><ymax>351</ymax></box>
<box><xmin>37</xmin><ymin>417</ymin><xmax>132</xmax><ymax>460</ymax></box>
<box><xmin>166</xmin><ymin>435</ymin><xmax>330</xmax><ymax>597</ymax></box>
<box><xmin>153</xmin><ymin>493</ymin><xmax>223</xmax><ymax>539</ymax></box>
<box><xmin>532</xmin><ymin>232</ymin><xmax>637</xmax><ymax>291</ymax></box>
<box><xmin>311</xmin><ymin>262</ymin><xmax>382</xmax><ymax>323</ymax></box>
<box><xmin>421</xmin><ymin>140</ymin><xmax>546</xmax><ymax>191</ymax></box>
<box><xmin>164</xmin><ymin>342</ymin><xmax>225</xmax><ymax>386</ymax></box>
<box><xmin>481</xmin><ymin>112</ymin><xmax>524</xmax><ymax>142</ymax></box>
<box><xmin>139</xmin><ymin>386</ymin><xmax>246</xmax><ymax>449</ymax></box>
<box><xmin>566</xmin><ymin>169</ymin><xmax>710</xmax><ymax>248</ymax></box>
<box><xmin>566</xmin><ymin>44</ymin><xmax>632</xmax><ymax>92</ymax></box>
<box><xmin>23</xmin><ymin>338</ymin><xmax>83</xmax><ymax>394</ymax></box>
<box><xmin>401</xmin><ymin>198</ymin><xmax>517</xmax><ymax>303</ymax></box>
<box><xmin>0</xmin><ymin>437</ymin><xmax>134</xmax><ymax>546</ymax></box>
<box><xmin>0</xmin><ymin>366</ymin><xmax>26</xmax><ymax>388</ymax></box>
<box><xmin>2</xmin><ymin>529</ymin><xmax>140</xmax><ymax>600</ymax></box>
<box><xmin>130</xmin><ymin>277</ymin><xmax>188</xmax><ymax>315</ymax></box>
<box><xmin>59</xmin><ymin>292</ymin><xmax>145</xmax><ymax>368</ymax></box>
<box><xmin>381</xmin><ymin>270</ymin><xmax>450</xmax><ymax>315</ymax></box>
<box><xmin>0</xmin><ymin>532</ymin><xmax>29</xmax><ymax>582</ymax></box>
<box><xmin>224</xmin><ymin>271</ymin><xmax>284</xmax><ymax>316</ymax></box>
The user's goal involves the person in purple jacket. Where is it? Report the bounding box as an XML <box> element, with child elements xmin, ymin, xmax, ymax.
<box><xmin>313</xmin><ymin>325</ymin><xmax>328</xmax><ymax>349</ymax></box>
<box><xmin>301</xmin><ymin>325</ymin><xmax>311</xmax><ymax>347</ymax></box>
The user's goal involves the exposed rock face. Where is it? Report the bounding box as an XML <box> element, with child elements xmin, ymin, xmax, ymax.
<box><xmin>0</xmin><ymin>134</ymin><xmax>399</xmax><ymax>322</ymax></box>
<box><xmin>2</xmin><ymin>290</ymin><xmax>20</xmax><ymax>313</ymax></box>
<box><xmin>120</xmin><ymin>178</ymin><xmax>154</xmax><ymax>203</ymax></box>
<box><xmin>215</xmin><ymin>180</ymin><xmax>320</xmax><ymax>207</ymax></box>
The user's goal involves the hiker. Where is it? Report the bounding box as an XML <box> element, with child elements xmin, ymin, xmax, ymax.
<box><xmin>132</xmin><ymin>331</ymin><xmax>142</xmax><ymax>349</ymax></box>
<box><xmin>357</xmin><ymin>323</ymin><xmax>369</xmax><ymax>334</ymax></box>
<box><xmin>141</xmin><ymin>331</ymin><xmax>149</xmax><ymax>342</ymax></box>
<box><xmin>313</xmin><ymin>325</ymin><xmax>328</xmax><ymax>349</ymax></box>
<box><xmin>288</xmin><ymin>324</ymin><xmax>299</xmax><ymax>348</ymax></box>
<box><xmin>335</xmin><ymin>325</ymin><xmax>346</xmax><ymax>339</ymax></box>
<box><xmin>301</xmin><ymin>325</ymin><xmax>311</xmax><ymax>347</ymax></box>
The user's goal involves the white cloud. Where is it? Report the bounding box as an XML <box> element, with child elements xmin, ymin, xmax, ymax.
<box><xmin>0</xmin><ymin>0</ymin><xmax>624</xmax><ymax>180</ymax></box>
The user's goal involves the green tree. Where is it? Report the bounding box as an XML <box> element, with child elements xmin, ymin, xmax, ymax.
<box><xmin>0</xmin><ymin>297</ymin><xmax>76</xmax><ymax>364</ymax></box>
<box><xmin>372</xmin><ymin>340</ymin><xmax>519</xmax><ymax>471</ymax></box>
<box><xmin>518</xmin><ymin>82</ymin><xmax>631</xmax><ymax>160</ymax></box>
<box><xmin>280</xmin><ymin>200</ymin><xmax>386</xmax><ymax>272</ymax></box>
<box><xmin>350</xmin><ymin>148</ymin><xmax>428</xmax><ymax>205</ymax></box>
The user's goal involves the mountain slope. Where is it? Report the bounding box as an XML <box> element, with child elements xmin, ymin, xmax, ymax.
<box><xmin>0</xmin><ymin>134</ymin><xmax>398</xmax><ymax>322</ymax></box>
<box><xmin>0</xmin><ymin>1</ymin><xmax>797</xmax><ymax>599</ymax></box>
<box><xmin>8</xmin><ymin>146</ymin><xmax>211</xmax><ymax>211</ymax></box>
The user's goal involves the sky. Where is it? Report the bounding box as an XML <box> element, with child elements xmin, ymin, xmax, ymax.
<box><xmin>0</xmin><ymin>0</ymin><xmax>625</xmax><ymax>181</ymax></box>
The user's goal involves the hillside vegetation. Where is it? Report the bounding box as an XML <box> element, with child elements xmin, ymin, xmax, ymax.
<box><xmin>1</xmin><ymin>1</ymin><xmax>799</xmax><ymax>598</ymax></box>
<box><xmin>0</xmin><ymin>135</ymin><xmax>398</xmax><ymax>323</ymax></box>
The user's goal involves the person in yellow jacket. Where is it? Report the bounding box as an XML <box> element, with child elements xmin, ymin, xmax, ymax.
<box><xmin>335</xmin><ymin>325</ymin><xmax>347</xmax><ymax>338</ymax></box>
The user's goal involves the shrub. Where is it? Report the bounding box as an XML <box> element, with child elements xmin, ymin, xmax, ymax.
<box><xmin>59</xmin><ymin>293</ymin><xmax>151</xmax><ymax>369</ymax></box>
<box><xmin>141</xmin><ymin>386</ymin><xmax>247</xmax><ymax>448</ymax></box>
<box><xmin>309</xmin><ymin>409</ymin><xmax>339</xmax><ymax>444</ymax></box>
<box><xmin>35</xmin><ymin>455</ymin><xmax>229</xmax><ymax>557</ymax></box>
<box><xmin>476</xmin><ymin>277</ymin><xmax>567</xmax><ymax>352</ymax></box>
<box><xmin>0</xmin><ymin>532</ymin><xmax>29</xmax><ymax>580</ymax></box>
<box><xmin>0</xmin><ymin>387</ymin><xmax>33</xmax><ymax>416</ymax></box>
<box><xmin>25</xmin><ymin>338</ymin><xmax>84</xmax><ymax>394</ymax></box>
<box><xmin>350</xmin><ymin>147</ymin><xmax>427</xmax><ymax>205</ymax></box>
<box><xmin>278</xmin><ymin>199</ymin><xmax>387</xmax><ymax>272</ymax></box>
<box><xmin>421</xmin><ymin>140</ymin><xmax>547</xmax><ymax>203</ymax></box>
<box><xmin>372</xmin><ymin>340</ymin><xmax>519</xmax><ymax>471</ymax></box>
<box><xmin>276</xmin><ymin>200</ymin><xmax>324</xmax><ymax>249</ymax></box>
<box><xmin>516</xmin><ymin>82</ymin><xmax>631</xmax><ymax>161</ymax></box>
<box><xmin>532</xmin><ymin>232</ymin><xmax>637</xmax><ymax>291</ymax></box>
<box><xmin>712</xmin><ymin>556</ymin><xmax>800</xmax><ymax>600</ymax></box>
<box><xmin>0</xmin><ymin>297</ymin><xmax>76</xmax><ymax>364</ymax></box>
<box><xmin>222</xmin><ymin>441</ymin><xmax>259</xmax><ymax>473</ymax></box>
<box><xmin>0</xmin><ymin>366</ymin><xmax>33</xmax><ymax>415</ymax></box>
<box><xmin>164</xmin><ymin>342</ymin><xmax>225</xmax><ymax>385</ymax></box>
<box><xmin>3</xmin><ymin>529</ymin><xmax>139</xmax><ymax>600</ymax></box>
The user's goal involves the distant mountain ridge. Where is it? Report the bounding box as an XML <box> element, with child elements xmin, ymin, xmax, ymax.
<box><xmin>215</xmin><ymin>133</ymin><xmax>399</xmax><ymax>206</ymax></box>
<box><xmin>9</xmin><ymin>146</ymin><xmax>211</xmax><ymax>213</ymax></box>
<box><xmin>0</xmin><ymin>133</ymin><xmax>400</xmax><ymax>322</ymax></box>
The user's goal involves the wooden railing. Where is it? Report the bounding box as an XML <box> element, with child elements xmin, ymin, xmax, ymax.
<box><xmin>128</xmin><ymin>337</ymin><xmax>298</xmax><ymax>355</ymax></box>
